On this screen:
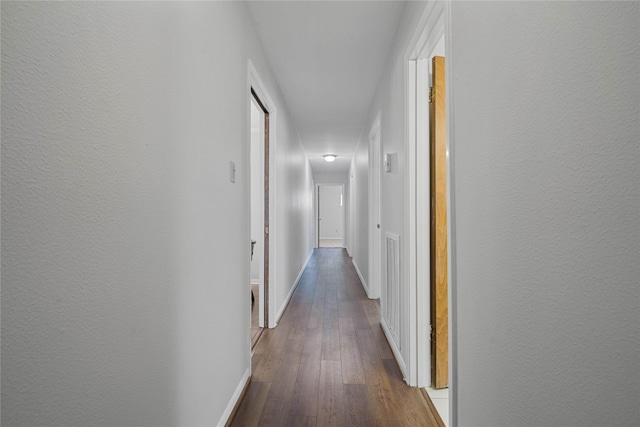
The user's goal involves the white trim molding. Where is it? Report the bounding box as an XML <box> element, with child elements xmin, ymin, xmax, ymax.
<box><xmin>381</xmin><ymin>319</ymin><xmax>407</xmax><ymax>380</ymax></box>
<box><xmin>274</xmin><ymin>250</ymin><xmax>313</xmax><ymax>325</ymax></box>
<box><xmin>216</xmin><ymin>367</ymin><xmax>251</xmax><ymax>427</ymax></box>
<box><xmin>352</xmin><ymin>258</ymin><xmax>369</xmax><ymax>297</ymax></box>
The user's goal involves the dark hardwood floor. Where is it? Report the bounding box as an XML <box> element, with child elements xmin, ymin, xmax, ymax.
<box><xmin>231</xmin><ymin>248</ymin><xmax>443</xmax><ymax>427</ymax></box>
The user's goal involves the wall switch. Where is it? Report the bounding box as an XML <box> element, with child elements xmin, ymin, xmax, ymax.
<box><xmin>230</xmin><ymin>161</ymin><xmax>236</xmax><ymax>183</ymax></box>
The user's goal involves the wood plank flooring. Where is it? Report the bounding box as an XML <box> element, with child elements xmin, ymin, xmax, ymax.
<box><xmin>231</xmin><ymin>248</ymin><xmax>442</xmax><ymax>427</ymax></box>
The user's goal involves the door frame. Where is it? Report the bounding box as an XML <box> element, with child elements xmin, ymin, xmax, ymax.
<box><xmin>348</xmin><ymin>165</ymin><xmax>355</xmax><ymax>256</ymax></box>
<box><xmin>368</xmin><ymin>112</ymin><xmax>382</xmax><ymax>300</ymax></box>
<box><xmin>403</xmin><ymin>0</ymin><xmax>456</xmax><ymax>411</ymax></box>
<box><xmin>317</xmin><ymin>183</ymin><xmax>345</xmax><ymax>248</ymax></box>
<box><xmin>248</xmin><ymin>60</ymin><xmax>278</xmax><ymax>329</ymax></box>
<box><xmin>250</xmin><ymin>89</ymin><xmax>269</xmax><ymax>331</ymax></box>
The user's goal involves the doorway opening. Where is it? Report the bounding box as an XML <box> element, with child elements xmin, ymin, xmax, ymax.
<box><xmin>317</xmin><ymin>184</ymin><xmax>344</xmax><ymax>248</ymax></box>
<box><xmin>250</xmin><ymin>88</ymin><xmax>269</xmax><ymax>348</ymax></box>
<box><xmin>416</xmin><ymin>37</ymin><xmax>450</xmax><ymax>426</ymax></box>
<box><xmin>404</xmin><ymin>2</ymin><xmax>452</xmax><ymax>425</ymax></box>
<box><xmin>368</xmin><ymin>113</ymin><xmax>382</xmax><ymax>300</ymax></box>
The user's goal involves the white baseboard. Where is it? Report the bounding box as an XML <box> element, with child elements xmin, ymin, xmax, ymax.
<box><xmin>274</xmin><ymin>250</ymin><xmax>313</xmax><ymax>326</ymax></box>
<box><xmin>352</xmin><ymin>258</ymin><xmax>370</xmax><ymax>297</ymax></box>
<box><xmin>381</xmin><ymin>319</ymin><xmax>408</xmax><ymax>382</ymax></box>
<box><xmin>217</xmin><ymin>367</ymin><xmax>250</xmax><ymax>427</ymax></box>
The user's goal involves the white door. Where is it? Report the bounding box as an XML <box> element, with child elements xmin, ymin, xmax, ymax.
<box><xmin>318</xmin><ymin>184</ymin><xmax>344</xmax><ymax>248</ymax></box>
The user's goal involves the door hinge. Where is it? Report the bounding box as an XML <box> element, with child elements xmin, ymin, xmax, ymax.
<box><xmin>265</xmin><ymin>226</ymin><xmax>269</xmax><ymax>235</ymax></box>
<box><xmin>429</xmin><ymin>86</ymin><xmax>435</xmax><ymax>103</ymax></box>
<box><xmin>429</xmin><ymin>324</ymin><xmax>434</xmax><ymax>342</ymax></box>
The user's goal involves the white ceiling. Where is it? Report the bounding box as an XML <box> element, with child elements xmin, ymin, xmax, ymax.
<box><xmin>247</xmin><ymin>1</ymin><xmax>407</xmax><ymax>175</ymax></box>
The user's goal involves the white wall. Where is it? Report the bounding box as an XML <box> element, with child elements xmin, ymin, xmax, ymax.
<box><xmin>0</xmin><ymin>2</ymin><xmax>313</xmax><ymax>426</ymax></box>
<box><xmin>449</xmin><ymin>2</ymin><xmax>639</xmax><ymax>426</ymax></box>
<box><xmin>273</xmin><ymin>107</ymin><xmax>315</xmax><ymax>323</ymax></box>
<box><xmin>314</xmin><ymin>171</ymin><xmax>348</xmax><ymax>185</ymax></box>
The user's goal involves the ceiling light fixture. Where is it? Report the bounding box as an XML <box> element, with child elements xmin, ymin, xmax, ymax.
<box><xmin>324</xmin><ymin>154</ymin><xmax>337</xmax><ymax>163</ymax></box>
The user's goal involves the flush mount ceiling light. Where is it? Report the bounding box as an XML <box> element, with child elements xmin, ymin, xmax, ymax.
<box><xmin>324</xmin><ymin>154</ymin><xmax>337</xmax><ymax>162</ymax></box>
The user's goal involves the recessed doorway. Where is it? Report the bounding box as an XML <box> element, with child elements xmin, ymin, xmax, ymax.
<box><xmin>406</xmin><ymin>7</ymin><xmax>450</xmax><ymax>424</ymax></box>
<box><xmin>250</xmin><ymin>88</ymin><xmax>270</xmax><ymax>348</ymax></box>
<box><xmin>317</xmin><ymin>184</ymin><xmax>344</xmax><ymax>248</ymax></box>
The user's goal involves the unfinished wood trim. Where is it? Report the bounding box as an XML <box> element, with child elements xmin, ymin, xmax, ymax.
<box><xmin>430</xmin><ymin>55</ymin><xmax>448</xmax><ymax>389</ymax></box>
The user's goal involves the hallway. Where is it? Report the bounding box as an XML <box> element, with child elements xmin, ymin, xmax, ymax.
<box><xmin>3</xmin><ymin>2</ymin><xmax>638</xmax><ymax>426</ymax></box>
<box><xmin>231</xmin><ymin>249</ymin><xmax>443</xmax><ymax>427</ymax></box>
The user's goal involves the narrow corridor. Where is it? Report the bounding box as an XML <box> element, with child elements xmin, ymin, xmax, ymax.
<box><xmin>231</xmin><ymin>248</ymin><xmax>444</xmax><ymax>426</ymax></box>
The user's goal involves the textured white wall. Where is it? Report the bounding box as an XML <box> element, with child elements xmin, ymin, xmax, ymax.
<box><xmin>449</xmin><ymin>2</ymin><xmax>640</xmax><ymax>426</ymax></box>
<box><xmin>1</xmin><ymin>2</ymin><xmax>313</xmax><ymax>426</ymax></box>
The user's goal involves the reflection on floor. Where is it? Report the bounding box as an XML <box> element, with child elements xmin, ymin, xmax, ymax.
<box><xmin>319</xmin><ymin>238</ymin><xmax>343</xmax><ymax>247</ymax></box>
<box><xmin>251</xmin><ymin>284</ymin><xmax>261</xmax><ymax>347</ymax></box>
<box><xmin>426</xmin><ymin>386</ymin><xmax>449</xmax><ymax>426</ymax></box>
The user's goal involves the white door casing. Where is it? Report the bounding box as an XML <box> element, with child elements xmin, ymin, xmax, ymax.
<box><xmin>368</xmin><ymin>113</ymin><xmax>382</xmax><ymax>300</ymax></box>
<box><xmin>248</xmin><ymin>60</ymin><xmax>278</xmax><ymax>329</ymax></box>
